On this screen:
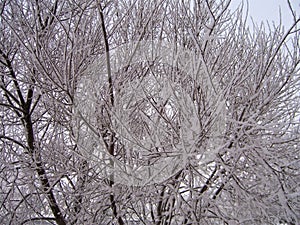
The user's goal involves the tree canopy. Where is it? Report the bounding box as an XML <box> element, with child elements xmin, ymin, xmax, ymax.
<box><xmin>0</xmin><ymin>0</ymin><xmax>299</xmax><ymax>224</ymax></box>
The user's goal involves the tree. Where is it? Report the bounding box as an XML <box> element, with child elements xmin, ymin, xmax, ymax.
<box><xmin>0</xmin><ymin>0</ymin><xmax>299</xmax><ymax>224</ymax></box>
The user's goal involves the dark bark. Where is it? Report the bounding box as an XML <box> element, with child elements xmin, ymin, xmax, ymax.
<box><xmin>1</xmin><ymin>48</ymin><xmax>67</xmax><ymax>225</ymax></box>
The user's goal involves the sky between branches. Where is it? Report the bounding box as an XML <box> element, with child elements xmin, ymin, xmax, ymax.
<box><xmin>230</xmin><ymin>0</ymin><xmax>300</xmax><ymax>29</ymax></box>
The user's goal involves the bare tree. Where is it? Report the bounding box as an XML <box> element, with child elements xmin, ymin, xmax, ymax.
<box><xmin>1</xmin><ymin>0</ymin><xmax>299</xmax><ymax>224</ymax></box>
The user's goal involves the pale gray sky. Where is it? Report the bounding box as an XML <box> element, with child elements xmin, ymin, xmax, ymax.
<box><xmin>230</xmin><ymin>0</ymin><xmax>300</xmax><ymax>29</ymax></box>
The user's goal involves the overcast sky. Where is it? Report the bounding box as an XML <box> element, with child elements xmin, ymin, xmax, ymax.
<box><xmin>230</xmin><ymin>0</ymin><xmax>300</xmax><ymax>30</ymax></box>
